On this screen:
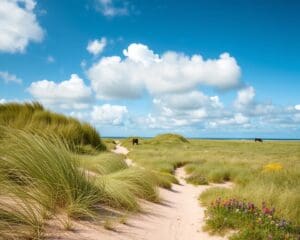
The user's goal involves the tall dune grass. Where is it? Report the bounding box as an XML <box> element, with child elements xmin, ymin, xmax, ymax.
<box><xmin>0</xmin><ymin>182</ymin><xmax>45</xmax><ymax>240</ymax></box>
<box><xmin>0</xmin><ymin>102</ymin><xmax>106</xmax><ymax>151</ymax></box>
<box><xmin>96</xmin><ymin>168</ymin><xmax>158</xmax><ymax>211</ymax></box>
<box><xmin>0</xmin><ymin>128</ymin><xmax>162</xmax><ymax>238</ymax></box>
<box><xmin>80</xmin><ymin>153</ymin><xmax>128</xmax><ymax>175</ymax></box>
<box><xmin>0</xmin><ymin>128</ymin><xmax>102</xmax><ymax>218</ymax></box>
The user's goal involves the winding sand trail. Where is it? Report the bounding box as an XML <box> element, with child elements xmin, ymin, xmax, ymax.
<box><xmin>47</xmin><ymin>143</ymin><xmax>231</xmax><ymax>240</ymax></box>
<box><xmin>108</xmin><ymin>143</ymin><xmax>230</xmax><ymax>240</ymax></box>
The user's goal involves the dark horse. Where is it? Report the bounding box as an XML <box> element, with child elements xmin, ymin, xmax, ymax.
<box><xmin>132</xmin><ymin>138</ymin><xmax>139</xmax><ymax>145</ymax></box>
<box><xmin>255</xmin><ymin>138</ymin><xmax>263</xmax><ymax>142</ymax></box>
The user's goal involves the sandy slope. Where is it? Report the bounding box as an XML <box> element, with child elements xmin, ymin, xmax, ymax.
<box><xmin>47</xmin><ymin>143</ymin><xmax>231</xmax><ymax>240</ymax></box>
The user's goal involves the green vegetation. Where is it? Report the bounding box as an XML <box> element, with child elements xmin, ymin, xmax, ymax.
<box><xmin>205</xmin><ymin>198</ymin><xmax>298</xmax><ymax>239</ymax></box>
<box><xmin>148</xmin><ymin>133</ymin><xmax>189</xmax><ymax>144</ymax></box>
<box><xmin>0</xmin><ymin>103</ymin><xmax>299</xmax><ymax>239</ymax></box>
<box><xmin>0</xmin><ymin>103</ymin><xmax>159</xmax><ymax>239</ymax></box>
<box><xmin>0</xmin><ymin>102</ymin><xmax>106</xmax><ymax>151</ymax></box>
<box><xmin>124</xmin><ymin>137</ymin><xmax>300</xmax><ymax>238</ymax></box>
<box><xmin>97</xmin><ymin>168</ymin><xmax>158</xmax><ymax>211</ymax></box>
<box><xmin>122</xmin><ymin>135</ymin><xmax>190</xmax><ymax>188</ymax></box>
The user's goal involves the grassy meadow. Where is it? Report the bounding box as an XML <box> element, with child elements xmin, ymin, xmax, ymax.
<box><xmin>123</xmin><ymin>135</ymin><xmax>300</xmax><ymax>239</ymax></box>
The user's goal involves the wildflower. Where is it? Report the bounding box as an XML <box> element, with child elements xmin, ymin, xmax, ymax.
<box><xmin>278</xmin><ymin>219</ymin><xmax>287</xmax><ymax>228</ymax></box>
<box><xmin>263</xmin><ymin>163</ymin><xmax>283</xmax><ymax>172</ymax></box>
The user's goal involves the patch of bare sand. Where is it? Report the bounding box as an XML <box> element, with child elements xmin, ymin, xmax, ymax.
<box><xmin>112</xmin><ymin>143</ymin><xmax>135</xmax><ymax>167</ymax></box>
<box><xmin>111</xmin><ymin>143</ymin><xmax>129</xmax><ymax>155</ymax></box>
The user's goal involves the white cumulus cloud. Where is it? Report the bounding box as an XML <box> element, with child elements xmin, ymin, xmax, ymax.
<box><xmin>88</xmin><ymin>43</ymin><xmax>241</xmax><ymax>99</ymax></box>
<box><xmin>154</xmin><ymin>91</ymin><xmax>223</xmax><ymax>111</ymax></box>
<box><xmin>91</xmin><ymin>104</ymin><xmax>128</xmax><ymax>125</ymax></box>
<box><xmin>0</xmin><ymin>0</ymin><xmax>44</xmax><ymax>53</ymax></box>
<box><xmin>295</xmin><ymin>104</ymin><xmax>300</xmax><ymax>111</ymax></box>
<box><xmin>234</xmin><ymin>86</ymin><xmax>255</xmax><ymax>109</ymax></box>
<box><xmin>87</xmin><ymin>37</ymin><xmax>107</xmax><ymax>55</ymax></box>
<box><xmin>28</xmin><ymin>74</ymin><xmax>92</xmax><ymax>109</ymax></box>
<box><xmin>0</xmin><ymin>71</ymin><xmax>22</xmax><ymax>84</ymax></box>
<box><xmin>208</xmin><ymin>113</ymin><xmax>249</xmax><ymax>128</ymax></box>
<box><xmin>142</xmin><ymin>91</ymin><xmax>225</xmax><ymax>129</ymax></box>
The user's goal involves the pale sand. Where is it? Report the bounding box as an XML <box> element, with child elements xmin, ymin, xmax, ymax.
<box><xmin>46</xmin><ymin>144</ymin><xmax>231</xmax><ymax>240</ymax></box>
<box><xmin>111</xmin><ymin>143</ymin><xmax>135</xmax><ymax>167</ymax></box>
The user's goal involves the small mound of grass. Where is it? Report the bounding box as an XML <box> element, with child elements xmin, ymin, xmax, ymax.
<box><xmin>151</xmin><ymin>171</ymin><xmax>179</xmax><ymax>189</ymax></box>
<box><xmin>186</xmin><ymin>174</ymin><xmax>208</xmax><ymax>185</ymax></box>
<box><xmin>80</xmin><ymin>153</ymin><xmax>127</xmax><ymax>175</ymax></box>
<box><xmin>149</xmin><ymin>133</ymin><xmax>189</xmax><ymax>145</ymax></box>
<box><xmin>97</xmin><ymin>168</ymin><xmax>158</xmax><ymax>211</ymax></box>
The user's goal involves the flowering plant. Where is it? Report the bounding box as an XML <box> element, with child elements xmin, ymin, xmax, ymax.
<box><xmin>263</xmin><ymin>163</ymin><xmax>283</xmax><ymax>172</ymax></box>
<box><xmin>206</xmin><ymin>198</ymin><xmax>299</xmax><ymax>240</ymax></box>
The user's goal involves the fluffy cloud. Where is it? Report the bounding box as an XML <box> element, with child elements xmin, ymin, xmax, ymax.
<box><xmin>136</xmin><ymin>114</ymin><xmax>190</xmax><ymax>129</ymax></box>
<box><xmin>154</xmin><ymin>91</ymin><xmax>223</xmax><ymax>111</ymax></box>
<box><xmin>295</xmin><ymin>105</ymin><xmax>300</xmax><ymax>111</ymax></box>
<box><xmin>208</xmin><ymin>113</ymin><xmax>249</xmax><ymax>128</ymax></box>
<box><xmin>28</xmin><ymin>74</ymin><xmax>92</xmax><ymax>109</ymax></box>
<box><xmin>88</xmin><ymin>56</ymin><xmax>144</xmax><ymax>99</ymax></box>
<box><xmin>0</xmin><ymin>71</ymin><xmax>22</xmax><ymax>84</ymax></box>
<box><xmin>87</xmin><ymin>37</ymin><xmax>107</xmax><ymax>55</ymax></box>
<box><xmin>88</xmin><ymin>43</ymin><xmax>241</xmax><ymax>99</ymax></box>
<box><xmin>91</xmin><ymin>104</ymin><xmax>128</xmax><ymax>125</ymax></box>
<box><xmin>0</xmin><ymin>99</ymin><xmax>6</xmax><ymax>104</ymax></box>
<box><xmin>234</xmin><ymin>86</ymin><xmax>255</xmax><ymax>109</ymax></box>
<box><xmin>97</xmin><ymin>0</ymin><xmax>129</xmax><ymax>17</ymax></box>
<box><xmin>0</xmin><ymin>0</ymin><xmax>44</xmax><ymax>53</ymax></box>
<box><xmin>138</xmin><ymin>91</ymin><xmax>225</xmax><ymax>129</ymax></box>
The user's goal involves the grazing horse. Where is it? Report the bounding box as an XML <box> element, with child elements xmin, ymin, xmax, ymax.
<box><xmin>255</xmin><ymin>138</ymin><xmax>263</xmax><ymax>142</ymax></box>
<box><xmin>132</xmin><ymin>138</ymin><xmax>139</xmax><ymax>145</ymax></box>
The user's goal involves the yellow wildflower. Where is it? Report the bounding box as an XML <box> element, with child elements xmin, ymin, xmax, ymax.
<box><xmin>263</xmin><ymin>163</ymin><xmax>283</xmax><ymax>172</ymax></box>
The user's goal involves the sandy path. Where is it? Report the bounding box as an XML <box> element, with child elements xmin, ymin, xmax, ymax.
<box><xmin>111</xmin><ymin>142</ymin><xmax>135</xmax><ymax>166</ymax></box>
<box><xmin>47</xmin><ymin>143</ymin><xmax>230</xmax><ymax>240</ymax></box>
<box><xmin>111</xmin><ymin>142</ymin><xmax>129</xmax><ymax>155</ymax></box>
<box><xmin>108</xmin><ymin>144</ymin><xmax>229</xmax><ymax>240</ymax></box>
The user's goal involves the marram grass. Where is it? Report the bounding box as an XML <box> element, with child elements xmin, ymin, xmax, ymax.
<box><xmin>0</xmin><ymin>102</ymin><xmax>106</xmax><ymax>151</ymax></box>
<box><xmin>0</xmin><ymin>128</ymin><xmax>163</xmax><ymax>239</ymax></box>
<box><xmin>96</xmin><ymin>168</ymin><xmax>158</xmax><ymax>211</ymax></box>
<box><xmin>0</xmin><ymin>128</ymin><xmax>101</xmax><ymax>217</ymax></box>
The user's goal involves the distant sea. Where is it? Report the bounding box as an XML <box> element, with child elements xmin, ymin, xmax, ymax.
<box><xmin>103</xmin><ymin>136</ymin><xmax>300</xmax><ymax>141</ymax></box>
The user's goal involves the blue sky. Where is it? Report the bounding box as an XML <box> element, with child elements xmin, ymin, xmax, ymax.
<box><xmin>0</xmin><ymin>0</ymin><xmax>300</xmax><ymax>138</ymax></box>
